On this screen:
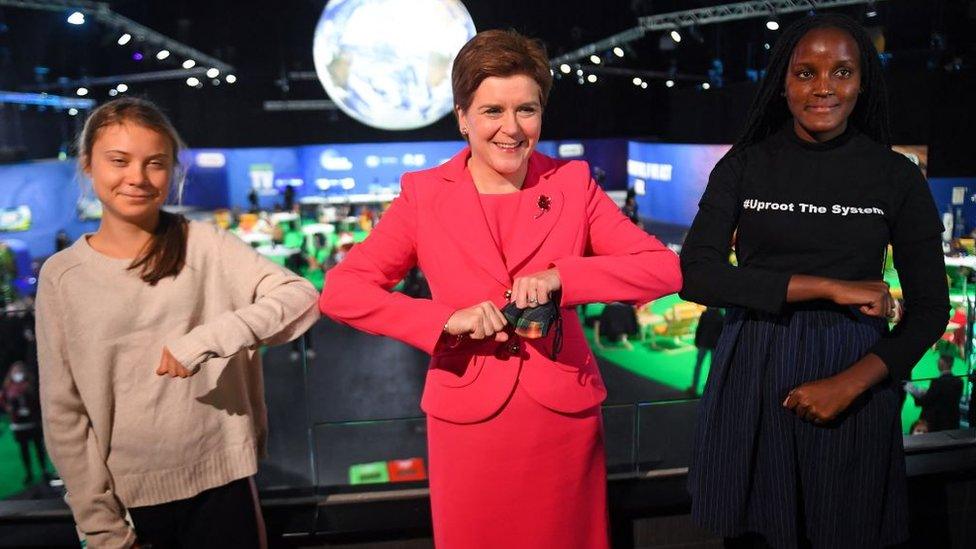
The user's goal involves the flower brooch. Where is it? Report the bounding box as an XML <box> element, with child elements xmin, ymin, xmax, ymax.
<box><xmin>534</xmin><ymin>194</ymin><xmax>551</xmax><ymax>219</ymax></box>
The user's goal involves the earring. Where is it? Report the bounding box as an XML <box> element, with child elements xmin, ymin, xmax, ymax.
<box><xmin>461</xmin><ymin>127</ymin><xmax>468</xmax><ymax>135</ymax></box>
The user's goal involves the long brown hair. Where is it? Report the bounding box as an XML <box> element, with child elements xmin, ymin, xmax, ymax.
<box><xmin>78</xmin><ymin>97</ymin><xmax>188</xmax><ymax>285</ymax></box>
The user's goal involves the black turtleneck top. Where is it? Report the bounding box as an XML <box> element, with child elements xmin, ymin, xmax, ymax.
<box><xmin>679</xmin><ymin>124</ymin><xmax>950</xmax><ymax>381</ymax></box>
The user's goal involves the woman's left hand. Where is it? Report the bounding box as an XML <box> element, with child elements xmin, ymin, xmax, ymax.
<box><xmin>783</xmin><ymin>354</ymin><xmax>889</xmax><ymax>424</ymax></box>
<box><xmin>155</xmin><ymin>347</ymin><xmax>194</xmax><ymax>378</ymax></box>
<box><xmin>511</xmin><ymin>268</ymin><xmax>561</xmax><ymax>308</ymax></box>
<box><xmin>783</xmin><ymin>377</ymin><xmax>857</xmax><ymax>424</ymax></box>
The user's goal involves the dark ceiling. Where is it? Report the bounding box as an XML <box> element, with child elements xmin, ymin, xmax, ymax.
<box><xmin>0</xmin><ymin>0</ymin><xmax>973</xmax><ymax>159</ymax></box>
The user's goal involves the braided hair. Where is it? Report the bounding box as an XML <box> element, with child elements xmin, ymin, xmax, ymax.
<box><xmin>728</xmin><ymin>13</ymin><xmax>890</xmax><ymax>156</ymax></box>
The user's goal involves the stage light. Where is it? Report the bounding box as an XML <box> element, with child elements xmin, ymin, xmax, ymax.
<box><xmin>666</xmin><ymin>79</ymin><xmax>675</xmax><ymax>88</ymax></box>
<box><xmin>613</xmin><ymin>47</ymin><xmax>624</xmax><ymax>58</ymax></box>
<box><xmin>866</xmin><ymin>1</ymin><xmax>878</xmax><ymax>18</ymax></box>
<box><xmin>186</xmin><ymin>77</ymin><xmax>200</xmax><ymax>87</ymax></box>
<box><xmin>133</xmin><ymin>52</ymin><xmax>144</xmax><ymax>61</ymax></box>
<box><xmin>206</xmin><ymin>67</ymin><xmax>220</xmax><ymax>78</ymax></box>
<box><xmin>670</xmin><ymin>29</ymin><xmax>682</xmax><ymax>43</ymax></box>
<box><xmin>108</xmin><ymin>89</ymin><xmax>118</xmax><ymax>97</ymax></box>
<box><xmin>632</xmin><ymin>77</ymin><xmax>642</xmax><ymax>86</ymax></box>
<box><xmin>68</xmin><ymin>108</ymin><xmax>79</xmax><ymax>116</ymax></box>
<box><xmin>559</xmin><ymin>63</ymin><xmax>571</xmax><ymax>74</ymax></box>
<box><xmin>67</xmin><ymin>12</ymin><xmax>85</xmax><ymax>25</ymax></box>
<box><xmin>641</xmin><ymin>82</ymin><xmax>648</xmax><ymax>89</ymax></box>
<box><xmin>766</xmin><ymin>19</ymin><xmax>780</xmax><ymax>31</ymax></box>
<box><xmin>182</xmin><ymin>59</ymin><xmax>196</xmax><ymax>69</ymax></box>
<box><xmin>589</xmin><ymin>54</ymin><xmax>601</xmax><ymax>64</ymax></box>
<box><xmin>225</xmin><ymin>74</ymin><xmax>237</xmax><ymax>84</ymax></box>
<box><xmin>117</xmin><ymin>33</ymin><xmax>132</xmax><ymax>46</ymax></box>
<box><xmin>576</xmin><ymin>69</ymin><xmax>583</xmax><ymax>76</ymax></box>
<box><xmin>76</xmin><ymin>87</ymin><xmax>88</xmax><ymax>96</ymax></box>
<box><xmin>702</xmin><ymin>82</ymin><xmax>711</xmax><ymax>90</ymax></box>
<box><xmin>116</xmin><ymin>83</ymin><xmax>128</xmax><ymax>93</ymax></box>
<box><xmin>156</xmin><ymin>49</ymin><xmax>170</xmax><ymax>60</ymax></box>
<box><xmin>764</xmin><ymin>42</ymin><xmax>771</xmax><ymax>50</ymax></box>
<box><xmin>211</xmin><ymin>79</ymin><xmax>221</xmax><ymax>86</ymax></box>
<box><xmin>587</xmin><ymin>74</ymin><xmax>597</xmax><ymax>83</ymax></box>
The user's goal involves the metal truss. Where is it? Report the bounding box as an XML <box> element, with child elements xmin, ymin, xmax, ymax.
<box><xmin>639</xmin><ymin>0</ymin><xmax>885</xmax><ymax>30</ymax></box>
<box><xmin>551</xmin><ymin>0</ymin><xmax>887</xmax><ymax>66</ymax></box>
<box><xmin>1</xmin><ymin>0</ymin><xmax>236</xmax><ymax>88</ymax></box>
<box><xmin>28</xmin><ymin>68</ymin><xmax>217</xmax><ymax>90</ymax></box>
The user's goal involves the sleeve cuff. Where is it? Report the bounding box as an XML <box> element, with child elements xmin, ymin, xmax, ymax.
<box><xmin>867</xmin><ymin>342</ymin><xmax>911</xmax><ymax>382</ymax></box>
<box><xmin>166</xmin><ymin>336</ymin><xmax>211</xmax><ymax>371</ymax></box>
<box><xmin>550</xmin><ymin>257</ymin><xmax>586</xmax><ymax>306</ymax></box>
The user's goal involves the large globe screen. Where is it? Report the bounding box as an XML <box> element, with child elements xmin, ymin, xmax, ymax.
<box><xmin>312</xmin><ymin>0</ymin><xmax>476</xmax><ymax>130</ymax></box>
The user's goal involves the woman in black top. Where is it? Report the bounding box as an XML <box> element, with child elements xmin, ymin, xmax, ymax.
<box><xmin>681</xmin><ymin>14</ymin><xmax>949</xmax><ymax>548</ymax></box>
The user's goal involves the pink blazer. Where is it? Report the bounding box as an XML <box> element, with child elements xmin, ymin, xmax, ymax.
<box><xmin>319</xmin><ymin>148</ymin><xmax>682</xmax><ymax>424</ymax></box>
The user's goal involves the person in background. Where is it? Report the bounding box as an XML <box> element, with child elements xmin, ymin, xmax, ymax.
<box><xmin>1</xmin><ymin>361</ymin><xmax>50</xmax><ymax>485</ymax></box>
<box><xmin>37</xmin><ymin>97</ymin><xmax>319</xmax><ymax>548</ymax></box>
<box><xmin>283</xmin><ymin>184</ymin><xmax>295</xmax><ymax>212</ymax></box>
<box><xmin>909</xmin><ymin>418</ymin><xmax>929</xmax><ymax>435</ymax></box>
<box><xmin>622</xmin><ymin>187</ymin><xmax>641</xmax><ymax>226</ymax></box>
<box><xmin>906</xmin><ymin>353</ymin><xmax>963</xmax><ymax>432</ymax></box>
<box><xmin>688</xmin><ymin>307</ymin><xmax>724</xmax><ymax>395</ymax></box>
<box><xmin>680</xmin><ymin>14</ymin><xmax>948</xmax><ymax>548</ymax></box>
<box><xmin>55</xmin><ymin>230</ymin><xmax>72</xmax><ymax>253</ymax></box>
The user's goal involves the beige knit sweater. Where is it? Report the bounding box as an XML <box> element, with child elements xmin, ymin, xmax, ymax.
<box><xmin>36</xmin><ymin>221</ymin><xmax>320</xmax><ymax>548</ymax></box>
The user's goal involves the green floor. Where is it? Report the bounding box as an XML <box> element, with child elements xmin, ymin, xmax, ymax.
<box><xmin>0</xmin><ymin>417</ymin><xmax>54</xmax><ymax>499</ymax></box>
<box><xmin>583</xmin><ymin>298</ymin><xmax>971</xmax><ymax>436</ymax></box>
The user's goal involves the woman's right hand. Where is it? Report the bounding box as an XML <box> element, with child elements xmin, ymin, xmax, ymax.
<box><xmin>828</xmin><ymin>280</ymin><xmax>895</xmax><ymax>318</ymax></box>
<box><xmin>444</xmin><ymin>301</ymin><xmax>509</xmax><ymax>342</ymax></box>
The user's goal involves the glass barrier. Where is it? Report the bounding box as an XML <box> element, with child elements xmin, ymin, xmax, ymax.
<box><xmin>3</xmin><ymin>259</ymin><xmax>975</xmax><ymax>502</ymax></box>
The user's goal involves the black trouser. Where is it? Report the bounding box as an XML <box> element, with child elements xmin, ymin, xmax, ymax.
<box><xmin>13</xmin><ymin>427</ymin><xmax>46</xmax><ymax>479</ymax></box>
<box><xmin>128</xmin><ymin>477</ymin><xmax>261</xmax><ymax>549</ymax></box>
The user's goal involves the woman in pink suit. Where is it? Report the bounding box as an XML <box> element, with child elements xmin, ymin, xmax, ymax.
<box><xmin>319</xmin><ymin>30</ymin><xmax>681</xmax><ymax>548</ymax></box>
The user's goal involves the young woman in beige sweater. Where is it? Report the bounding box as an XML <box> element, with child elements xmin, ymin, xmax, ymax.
<box><xmin>36</xmin><ymin>98</ymin><xmax>320</xmax><ymax>548</ymax></box>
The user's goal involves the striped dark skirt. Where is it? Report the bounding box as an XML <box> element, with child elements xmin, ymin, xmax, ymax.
<box><xmin>688</xmin><ymin>306</ymin><xmax>909</xmax><ymax>548</ymax></box>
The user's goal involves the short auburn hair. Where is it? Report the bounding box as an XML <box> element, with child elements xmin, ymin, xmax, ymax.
<box><xmin>451</xmin><ymin>29</ymin><xmax>553</xmax><ymax>113</ymax></box>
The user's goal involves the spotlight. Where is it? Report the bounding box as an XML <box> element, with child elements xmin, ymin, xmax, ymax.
<box><xmin>67</xmin><ymin>11</ymin><xmax>85</xmax><ymax>25</ymax></box>
<box><xmin>766</xmin><ymin>19</ymin><xmax>780</xmax><ymax>31</ymax></box>
<box><xmin>764</xmin><ymin>42</ymin><xmax>771</xmax><ymax>50</ymax></box>
<box><xmin>559</xmin><ymin>63</ymin><xmax>571</xmax><ymax>74</ymax></box>
<box><xmin>225</xmin><ymin>74</ymin><xmax>237</xmax><ymax>84</ymax></box>
<box><xmin>589</xmin><ymin>54</ymin><xmax>601</xmax><ymax>64</ymax></box>
<box><xmin>587</xmin><ymin>74</ymin><xmax>597</xmax><ymax>83</ymax></box>
<box><xmin>702</xmin><ymin>82</ymin><xmax>711</xmax><ymax>90</ymax></box>
<box><xmin>108</xmin><ymin>89</ymin><xmax>118</xmax><ymax>97</ymax></box>
<box><xmin>76</xmin><ymin>87</ymin><xmax>88</xmax><ymax>96</ymax></box>
<box><xmin>132</xmin><ymin>52</ymin><xmax>144</xmax><ymax>61</ymax></box>
<box><xmin>68</xmin><ymin>108</ymin><xmax>79</xmax><ymax>116</ymax></box>
<box><xmin>116</xmin><ymin>83</ymin><xmax>128</xmax><ymax>93</ymax></box>
<box><xmin>182</xmin><ymin>59</ymin><xmax>196</xmax><ymax>69</ymax></box>
<box><xmin>117</xmin><ymin>33</ymin><xmax>132</xmax><ymax>46</ymax></box>
<box><xmin>866</xmin><ymin>1</ymin><xmax>878</xmax><ymax>18</ymax></box>
<box><xmin>640</xmin><ymin>82</ymin><xmax>648</xmax><ymax>89</ymax></box>
<box><xmin>211</xmin><ymin>79</ymin><xmax>221</xmax><ymax>86</ymax></box>
<box><xmin>632</xmin><ymin>77</ymin><xmax>642</xmax><ymax>86</ymax></box>
<box><xmin>613</xmin><ymin>46</ymin><xmax>625</xmax><ymax>58</ymax></box>
<box><xmin>156</xmin><ymin>49</ymin><xmax>170</xmax><ymax>60</ymax></box>
<box><xmin>666</xmin><ymin>80</ymin><xmax>675</xmax><ymax>88</ymax></box>
<box><xmin>576</xmin><ymin>69</ymin><xmax>583</xmax><ymax>76</ymax></box>
<box><xmin>186</xmin><ymin>77</ymin><xmax>200</xmax><ymax>87</ymax></box>
<box><xmin>670</xmin><ymin>29</ymin><xmax>682</xmax><ymax>43</ymax></box>
<box><xmin>206</xmin><ymin>67</ymin><xmax>220</xmax><ymax>78</ymax></box>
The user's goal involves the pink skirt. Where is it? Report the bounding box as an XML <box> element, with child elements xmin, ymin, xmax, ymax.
<box><xmin>426</xmin><ymin>384</ymin><xmax>609</xmax><ymax>549</ymax></box>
